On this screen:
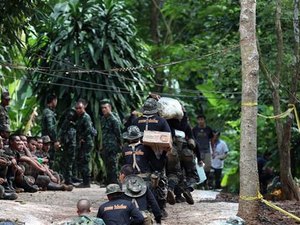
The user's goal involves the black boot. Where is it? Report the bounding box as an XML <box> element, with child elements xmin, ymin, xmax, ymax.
<box><xmin>0</xmin><ymin>185</ymin><xmax>18</xmax><ymax>200</ymax></box>
<box><xmin>19</xmin><ymin>176</ymin><xmax>39</xmax><ymax>193</ymax></box>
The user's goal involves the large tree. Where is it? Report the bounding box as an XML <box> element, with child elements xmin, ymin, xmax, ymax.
<box><xmin>238</xmin><ymin>0</ymin><xmax>260</xmax><ymax>223</ymax></box>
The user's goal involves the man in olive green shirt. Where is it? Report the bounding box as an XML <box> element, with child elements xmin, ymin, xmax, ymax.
<box><xmin>41</xmin><ymin>94</ymin><xmax>60</xmax><ymax>168</ymax></box>
<box><xmin>75</xmin><ymin>99</ymin><xmax>94</xmax><ymax>188</ymax></box>
<box><xmin>100</xmin><ymin>99</ymin><xmax>122</xmax><ymax>185</ymax></box>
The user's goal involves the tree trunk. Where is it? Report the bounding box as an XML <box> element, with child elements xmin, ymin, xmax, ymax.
<box><xmin>150</xmin><ymin>0</ymin><xmax>160</xmax><ymax>45</ymax></box>
<box><xmin>238</xmin><ymin>0</ymin><xmax>260</xmax><ymax>223</ymax></box>
<box><xmin>279</xmin><ymin>0</ymin><xmax>300</xmax><ymax>200</ymax></box>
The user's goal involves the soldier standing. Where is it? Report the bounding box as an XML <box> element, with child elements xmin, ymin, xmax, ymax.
<box><xmin>100</xmin><ymin>99</ymin><xmax>122</xmax><ymax>185</ymax></box>
<box><xmin>41</xmin><ymin>94</ymin><xmax>60</xmax><ymax>168</ymax></box>
<box><xmin>0</xmin><ymin>89</ymin><xmax>11</xmax><ymax>131</ymax></box>
<box><xmin>59</xmin><ymin>109</ymin><xmax>77</xmax><ymax>185</ymax></box>
<box><xmin>75</xmin><ymin>99</ymin><xmax>94</xmax><ymax>188</ymax></box>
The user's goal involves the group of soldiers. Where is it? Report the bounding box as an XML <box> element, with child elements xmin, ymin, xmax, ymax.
<box><xmin>96</xmin><ymin>94</ymin><xmax>229</xmax><ymax>224</ymax></box>
<box><xmin>0</xmin><ymin>89</ymin><xmax>229</xmax><ymax>225</ymax></box>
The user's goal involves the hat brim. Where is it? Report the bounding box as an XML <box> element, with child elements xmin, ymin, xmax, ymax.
<box><xmin>123</xmin><ymin>176</ymin><xmax>147</xmax><ymax>198</ymax></box>
<box><xmin>106</xmin><ymin>190</ymin><xmax>124</xmax><ymax>195</ymax></box>
<box><xmin>141</xmin><ymin>108</ymin><xmax>158</xmax><ymax>115</ymax></box>
<box><xmin>122</xmin><ymin>132</ymin><xmax>143</xmax><ymax>140</ymax></box>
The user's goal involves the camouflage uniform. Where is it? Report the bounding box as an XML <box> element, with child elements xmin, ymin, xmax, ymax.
<box><xmin>101</xmin><ymin>113</ymin><xmax>122</xmax><ymax>184</ymax></box>
<box><xmin>0</xmin><ymin>89</ymin><xmax>10</xmax><ymax>131</ymax></box>
<box><xmin>59</xmin><ymin>112</ymin><xmax>76</xmax><ymax>185</ymax></box>
<box><xmin>76</xmin><ymin>112</ymin><xmax>94</xmax><ymax>185</ymax></box>
<box><xmin>41</xmin><ymin>106</ymin><xmax>58</xmax><ymax>168</ymax></box>
<box><xmin>0</xmin><ymin>104</ymin><xmax>10</xmax><ymax>130</ymax></box>
<box><xmin>66</xmin><ymin>215</ymin><xmax>105</xmax><ymax>225</ymax></box>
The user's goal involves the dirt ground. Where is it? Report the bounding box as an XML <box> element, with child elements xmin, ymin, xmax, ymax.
<box><xmin>1</xmin><ymin>187</ymin><xmax>300</xmax><ymax>225</ymax></box>
<box><xmin>0</xmin><ymin>185</ymin><xmax>238</xmax><ymax>225</ymax></box>
<box><xmin>217</xmin><ymin>192</ymin><xmax>300</xmax><ymax>225</ymax></box>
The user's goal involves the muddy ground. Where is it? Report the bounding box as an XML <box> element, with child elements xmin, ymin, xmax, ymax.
<box><xmin>0</xmin><ymin>185</ymin><xmax>238</xmax><ymax>225</ymax></box>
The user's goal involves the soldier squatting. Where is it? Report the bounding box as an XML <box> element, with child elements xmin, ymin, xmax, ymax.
<box><xmin>0</xmin><ymin>90</ymin><xmax>229</xmax><ymax>225</ymax></box>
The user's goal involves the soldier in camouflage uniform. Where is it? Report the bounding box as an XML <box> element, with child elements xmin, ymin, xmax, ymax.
<box><xmin>66</xmin><ymin>199</ymin><xmax>105</xmax><ymax>225</ymax></box>
<box><xmin>100</xmin><ymin>99</ymin><xmax>122</xmax><ymax>185</ymax></box>
<box><xmin>75</xmin><ymin>99</ymin><xmax>94</xmax><ymax>188</ymax></box>
<box><xmin>59</xmin><ymin>109</ymin><xmax>77</xmax><ymax>185</ymax></box>
<box><xmin>41</xmin><ymin>94</ymin><xmax>60</xmax><ymax>168</ymax></box>
<box><xmin>0</xmin><ymin>89</ymin><xmax>11</xmax><ymax>131</ymax></box>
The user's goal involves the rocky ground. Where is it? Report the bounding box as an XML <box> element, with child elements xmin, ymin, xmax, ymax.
<box><xmin>0</xmin><ymin>185</ymin><xmax>239</xmax><ymax>225</ymax></box>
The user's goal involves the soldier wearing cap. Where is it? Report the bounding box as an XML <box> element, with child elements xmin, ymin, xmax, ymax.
<box><xmin>75</xmin><ymin>99</ymin><xmax>95</xmax><ymax>188</ymax></box>
<box><xmin>132</xmin><ymin>98</ymin><xmax>171</xmax><ymax>218</ymax></box>
<box><xmin>97</xmin><ymin>183</ymin><xmax>144</xmax><ymax>225</ymax></box>
<box><xmin>100</xmin><ymin>99</ymin><xmax>122</xmax><ymax>185</ymax></box>
<box><xmin>0</xmin><ymin>89</ymin><xmax>11</xmax><ymax>132</ymax></box>
<box><xmin>41</xmin><ymin>94</ymin><xmax>60</xmax><ymax>169</ymax></box>
<box><xmin>122</xmin><ymin>126</ymin><xmax>151</xmax><ymax>175</ymax></box>
<box><xmin>120</xmin><ymin>165</ymin><xmax>162</xmax><ymax>225</ymax></box>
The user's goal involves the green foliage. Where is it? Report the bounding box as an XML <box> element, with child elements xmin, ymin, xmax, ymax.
<box><xmin>27</xmin><ymin>0</ymin><xmax>153</xmax><ymax>180</ymax></box>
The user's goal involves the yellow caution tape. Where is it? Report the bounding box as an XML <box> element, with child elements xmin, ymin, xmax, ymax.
<box><xmin>258</xmin><ymin>104</ymin><xmax>300</xmax><ymax>133</ymax></box>
<box><xmin>258</xmin><ymin>108</ymin><xmax>293</xmax><ymax>119</ymax></box>
<box><xmin>241</xmin><ymin>102</ymin><xmax>258</xmax><ymax>107</ymax></box>
<box><xmin>289</xmin><ymin>104</ymin><xmax>300</xmax><ymax>133</ymax></box>
<box><xmin>240</xmin><ymin>190</ymin><xmax>300</xmax><ymax>222</ymax></box>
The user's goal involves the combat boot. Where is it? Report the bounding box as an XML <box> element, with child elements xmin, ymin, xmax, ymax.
<box><xmin>75</xmin><ymin>182</ymin><xmax>91</xmax><ymax>188</ymax></box>
<box><xmin>71</xmin><ymin>177</ymin><xmax>83</xmax><ymax>183</ymax></box>
<box><xmin>183</xmin><ymin>189</ymin><xmax>194</xmax><ymax>205</ymax></box>
<box><xmin>167</xmin><ymin>188</ymin><xmax>176</xmax><ymax>205</ymax></box>
<box><xmin>0</xmin><ymin>185</ymin><xmax>18</xmax><ymax>200</ymax></box>
<box><xmin>62</xmin><ymin>184</ymin><xmax>73</xmax><ymax>191</ymax></box>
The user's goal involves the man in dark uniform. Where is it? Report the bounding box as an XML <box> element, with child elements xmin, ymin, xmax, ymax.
<box><xmin>122</xmin><ymin>126</ymin><xmax>151</xmax><ymax>175</ymax></box>
<box><xmin>166</xmin><ymin>111</ymin><xmax>198</xmax><ymax>205</ymax></box>
<box><xmin>132</xmin><ymin>98</ymin><xmax>171</xmax><ymax>218</ymax></box>
<box><xmin>0</xmin><ymin>89</ymin><xmax>11</xmax><ymax>131</ymax></box>
<box><xmin>100</xmin><ymin>99</ymin><xmax>122</xmax><ymax>184</ymax></box>
<box><xmin>75</xmin><ymin>99</ymin><xmax>94</xmax><ymax>188</ymax></box>
<box><xmin>192</xmin><ymin>114</ymin><xmax>213</xmax><ymax>189</ymax></box>
<box><xmin>41</xmin><ymin>94</ymin><xmax>60</xmax><ymax>168</ymax></box>
<box><xmin>97</xmin><ymin>183</ymin><xmax>144</xmax><ymax>225</ymax></box>
<box><xmin>59</xmin><ymin>109</ymin><xmax>77</xmax><ymax>185</ymax></box>
<box><xmin>119</xmin><ymin>164</ymin><xmax>162</xmax><ymax>225</ymax></box>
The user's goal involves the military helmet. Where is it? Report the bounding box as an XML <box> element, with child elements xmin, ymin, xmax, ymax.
<box><xmin>100</xmin><ymin>98</ymin><xmax>111</xmax><ymax>105</ymax></box>
<box><xmin>106</xmin><ymin>183</ymin><xmax>124</xmax><ymax>195</ymax></box>
<box><xmin>123</xmin><ymin>175</ymin><xmax>147</xmax><ymax>198</ymax></box>
<box><xmin>122</xmin><ymin>125</ymin><xmax>143</xmax><ymax>140</ymax></box>
<box><xmin>42</xmin><ymin>135</ymin><xmax>51</xmax><ymax>144</ymax></box>
<box><xmin>142</xmin><ymin>98</ymin><xmax>158</xmax><ymax>115</ymax></box>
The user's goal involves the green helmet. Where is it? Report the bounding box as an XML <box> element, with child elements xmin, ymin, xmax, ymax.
<box><xmin>123</xmin><ymin>175</ymin><xmax>147</xmax><ymax>198</ymax></box>
<box><xmin>122</xmin><ymin>125</ymin><xmax>143</xmax><ymax>140</ymax></box>
<box><xmin>106</xmin><ymin>184</ymin><xmax>123</xmax><ymax>195</ymax></box>
<box><xmin>142</xmin><ymin>98</ymin><xmax>158</xmax><ymax>115</ymax></box>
